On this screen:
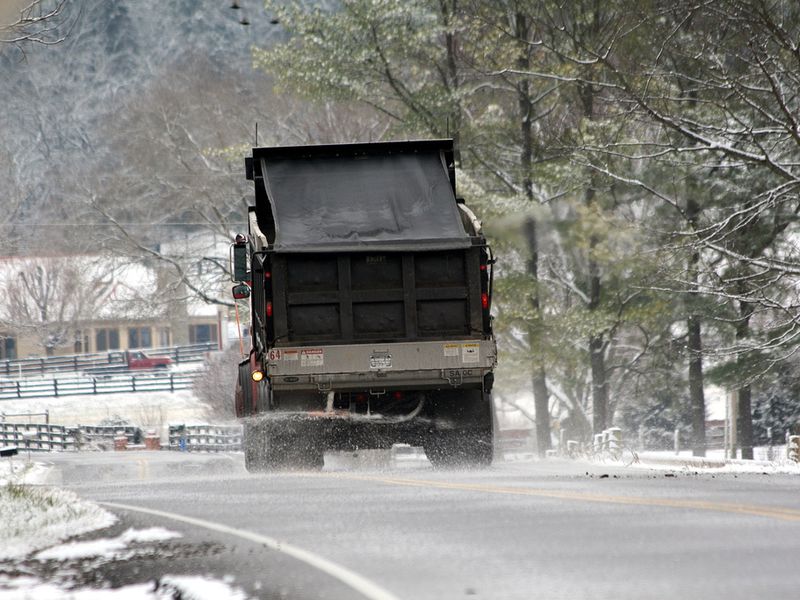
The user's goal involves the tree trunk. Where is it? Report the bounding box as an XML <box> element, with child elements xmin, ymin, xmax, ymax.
<box><xmin>524</xmin><ymin>219</ymin><xmax>551</xmax><ymax>457</ymax></box>
<box><xmin>441</xmin><ymin>0</ymin><xmax>461</xmax><ymax>164</ymax></box>
<box><xmin>686</xmin><ymin>199</ymin><xmax>706</xmax><ymax>456</ymax></box>
<box><xmin>687</xmin><ymin>315</ymin><xmax>706</xmax><ymax>456</ymax></box>
<box><xmin>517</xmin><ymin>13</ymin><xmax>550</xmax><ymax>457</ymax></box>
<box><xmin>589</xmin><ymin>335</ymin><xmax>608</xmax><ymax>433</ymax></box>
<box><xmin>587</xmin><ymin>220</ymin><xmax>608</xmax><ymax>433</ymax></box>
<box><xmin>578</xmin><ymin>62</ymin><xmax>609</xmax><ymax>434</ymax></box>
<box><xmin>736</xmin><ymin>300</ymin><xmax>755</xmax><ymax>460</ymax></box>
<box><xmin>585</xmin><ymin>173</ymin><xmax>608</xmax><ymax>434</ymax></box>
<box><xmin>687</xmin><ymin>312</ymin><xmax>706</xmax><ymax>456</ymax></box>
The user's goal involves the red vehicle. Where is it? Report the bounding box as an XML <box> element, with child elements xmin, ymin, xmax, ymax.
<box><xmin>125</xmin><ymin>350</ymin><xmax>172</xmax><ymax>370</ymax></box>
<box><xmin>86</xmin><ymin>350</ymin><xmax>172</xmax><ymax>377</ymax></box>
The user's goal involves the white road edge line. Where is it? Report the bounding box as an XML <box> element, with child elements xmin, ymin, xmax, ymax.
<box><xmin>99</xmin><ymin>501</ymin><xmax>402</xmax><ymax>600</ymax></box>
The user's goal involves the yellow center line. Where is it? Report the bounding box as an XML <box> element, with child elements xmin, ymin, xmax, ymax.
<box><xmin>324</xmin><ymin>472</ymin><xmax>800</xmax><ymax>523</ymax></box>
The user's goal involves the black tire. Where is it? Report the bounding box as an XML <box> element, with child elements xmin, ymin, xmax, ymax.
<box><xmin>425</xmin><ymin>427</ymin><xmax>493</xmax><ymax>468</ymax></box>
<box><xmin>423</xmin><ymin>389</ymin><xmax>494</xmax><ymax>468</ymax></box>
<box><xmin>282</xmin><ymin>417</ymin><xmax>325</xmax><ymax>469</ymax></box>
<box><xmin>243</xmin><ymin>417</ymin><xmax>325</xmax><ymax>472</ymax></box>
<box><xmin>243</xmin><ymin>419</ymin><xmax>274</xmax><ymax>472</ymax></box>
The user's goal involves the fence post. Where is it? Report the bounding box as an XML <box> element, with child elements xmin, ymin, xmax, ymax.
<box><xmin>566</xmin><ymin>440</ymin><xmax>579</xmax><ymax>458</ymax></box>
<box><xmin>93</xmin><ymin>378</ymin><xmax>97</xmax><ymax>394</ymax></box>
<box><xmin>16</xmin><ymin>381</ymin><xmax>20</xmax><ymax>399</ymax></box>
<box><xmin>788</xmin><ymin>436</ymin><xmax>800</xmax><ymax>463</ymax></box>
<box><xmin>53</xmin><ymin>379</ymin><xmax>58</xmax><ymax>397</ymax></box>
<box><xmin>766</xmin><ymin>426</ymin><xmax>773</xmax><ymax>461</ymax></box>
<box><xmin>131</xmin><ymin>376</ymin><xmax>136</xmax><ymax>392</ymax></box>
<box><xmin>607</xmin><ymin>427</ymin><xmax>622</xmax><ymax>457</ymax></box>
<box><xmin>170</xmin><ymin>373</ymin><xmax>175</xmax><ymax>393</ymax></box>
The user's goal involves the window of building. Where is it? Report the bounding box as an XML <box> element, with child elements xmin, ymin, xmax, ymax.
<box><xmin>95</xmin><ymin>328</ymin><xmax>120</xmax><ymax>352</ymax></box>
<box><xmin>189</xmin><ymin>324</ymin><xmax>218</xmax><ymax>345</ymax></box>
<box><xmin>74</xmin><ymin>330</ymin><xmax>89</xmax><ymax>354</ymax></box>
<box><xmin>0</xmin><ymin>334</ymin><xmax>16</xmax><ymax>360</ymax></box>
<box><xmin>128</xmin><ymin>327</ymin><xmax>152</xmax><ymax>349</ymax></box>
<box><xmin>159</xmin><ymin>327</ymin><xmax>171</xmax><ymax>348</ymax></box>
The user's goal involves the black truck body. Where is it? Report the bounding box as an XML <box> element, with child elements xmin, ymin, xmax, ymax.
<box><xmin>233</xmin><ymin>139</ymin><xmax>496</xmax><ymax>469</ymax></box>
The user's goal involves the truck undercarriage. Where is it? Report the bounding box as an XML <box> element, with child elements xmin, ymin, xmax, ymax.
<box><xmin>238</xmin><ymin>376</ymin><xmax>494</xmax><ymax>470</ymax></box>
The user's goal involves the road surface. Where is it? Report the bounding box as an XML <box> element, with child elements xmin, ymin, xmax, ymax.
<box><xmin>39</xmin><ymin>451</ymin><xmax>800</xmax><ymax>599</ymax></box>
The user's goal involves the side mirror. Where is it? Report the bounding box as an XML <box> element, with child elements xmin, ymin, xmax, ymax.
<box><xmin>232</xmin><ymin>283</ymin><xmax>251</xmax><ymax>300</ymax></box>
<box><xmin>231</xmin><ymin>234</ymin><xmax>249</xmax><ymax>282</ymax></box>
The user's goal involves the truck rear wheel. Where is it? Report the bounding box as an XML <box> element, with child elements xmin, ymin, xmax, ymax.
<box><xmin>243</xmin><ymin>419</ymin><xmax>281</xmax><ymax>472</ymax></box>
<box><xmin>424</xmin><ymin>390</ymin><xmax>494</xmax><ymax>468</ymax></box>
<box><xmin>425</xmin><ymin>428</ymin><xmax>493</xmax><ymax>467</ymax></box>
<box><xmin>243</xmin><ymin>417</ymin><xmax>325</xmax><ymax>472</ymax></box>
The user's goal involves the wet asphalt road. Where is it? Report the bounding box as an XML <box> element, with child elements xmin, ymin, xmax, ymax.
<box><xmin>43</xmin><ymin>452</ymin><xmax>800</xmax><ymax>600</ymax></box>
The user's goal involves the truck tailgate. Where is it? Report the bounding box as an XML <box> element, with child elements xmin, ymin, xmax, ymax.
<box><xmin>265</xmin><ymin>339</ymin><xmax>496</xmax><ymax>391</ymax></box>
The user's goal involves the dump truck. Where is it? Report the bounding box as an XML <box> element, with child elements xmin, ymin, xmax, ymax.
<box><xmin>232</xmin><ymin>139</ymin><xmax>497</xmax><ymax>470</ymax></box>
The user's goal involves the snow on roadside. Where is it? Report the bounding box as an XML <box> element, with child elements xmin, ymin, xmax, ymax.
<box><xmin>0</xmin><ymin>470</ymin><xmax>250</xmax><ymax>599</ymax></box>
<box><xmin>0</xmin><ymin>577</ymin><xmax>250</xmax><ymax>600</ymax></box>
<box><xmin>632</xmin><ymin>453</ymin><xmax>800</xmax><ymax>475</ymax></box>
<box><xmin>596</xmin><ymin>447</ymin><xmax>800</xmax><ymax>474</ymax></box>
<box><xmin>34</xmin><ymin>528</ymin><xmax>181</xmax><ymax>561</ymax></box>
<box><xmin>158</xmin><ymin>576</ymin><xmax>249</xmax><ymax>600</ymax></box>
<box><xmin>0</xmin><ymin>457</ymin><xmax>52</xmax><ymax>486</ymax></box>
<box><xmin>0</xmin><ymin>484</ymin><xmax>117</xmax><ymax>561</ymax></box>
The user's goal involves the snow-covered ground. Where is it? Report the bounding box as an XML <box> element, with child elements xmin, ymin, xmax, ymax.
<box><xmin>0</xmin><ymin>456</ymin><xmax>52</xmax><ymax>486</ymax></box>
<box><xmin>0</xmin><ymin>390</ymin><xmax>209</xmax><ymax>427</ymax></box>
<box><xmin>633</xmin><ymin>448</ymin><xmax>800</xmax><ymax>474</ymax></box>
<box><xmin>0</xmin><ymin>479</ymin><xmax>116</xmax><ymax>561</ymax></box>
<box><xmin>0</xmin><ymin>459</ymin><xmax>249</xmax><ymax>599</ymax></box>
<box><xmin>0</xmin><ymin>576</ymin><xmax>249</xmax><ymax>600</ymax></box>
<box><xmin>2</xmin><ymin>391</ymin><xmax>251</xmax><ymax>600</ymax></box>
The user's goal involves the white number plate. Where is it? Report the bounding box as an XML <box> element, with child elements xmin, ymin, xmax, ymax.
<box><xmin>369</xmin><ymin>355</ymin><xmax>392</xmax><ymax>370</ymax></box>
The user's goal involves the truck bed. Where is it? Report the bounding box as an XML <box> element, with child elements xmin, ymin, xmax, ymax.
<box><xmin>268</xmin><ymin>248</ymin><xmax>485</xmax><ymax>345</ymax></box>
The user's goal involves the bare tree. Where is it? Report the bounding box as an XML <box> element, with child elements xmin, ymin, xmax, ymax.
<box><xmin>0</xmin><ymin>256</ymin><xmax>115</xmax><ymax>355</ymax></box>
<box><xmin>71</xmin><ymin>57</ymin><xmax>391</xmax><ymax>313</ymax></box>
<box><xmin>195</xmin><ymin>345</ymin><xmax>241</xmax><ymax>421</ymax></box>
<box><xmin>0</xmin><ymin>0</ymin><xmax>74</xmax><ymax>48</ymax></box>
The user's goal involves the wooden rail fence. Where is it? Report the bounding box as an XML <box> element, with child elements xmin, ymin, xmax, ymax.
<box><xmin>0</xmin><ymin>342</ymin><xmax>217</xmax><ymax>378</ymax></box>
<box><xmin>0</xmin><ymin>372</ymin><xmax>195</xmax><ymax>401</ymax></box>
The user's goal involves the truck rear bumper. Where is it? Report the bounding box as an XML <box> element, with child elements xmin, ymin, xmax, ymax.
<box><xmin>265</xmin><ymin>339</ymin><xmax>496</xmax><ymax>392</ymax></box>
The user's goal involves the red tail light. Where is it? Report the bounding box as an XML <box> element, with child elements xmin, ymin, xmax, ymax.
<box><xmin>266</xmin><ymin>301</ymin><xmax>273</xmax><ymax>318</ymax></box>
<box><xmin>393</xmin><ymin>391</ymin><xmax>404</xmax><ymax>400</ymax></box>
<box><xmin>265</xmin><ymin>271</ymin><xmax>271</xmax><ymax>279</ymax></box>
<box><xmin>355</xmin><ymin>393</ymin><xmax>367</xmax><ymax>402</ymax></box>
<box><xmin>481</xmin><ymin>292</ymin><xmax>489</xmax><ymax>310</ymax></box>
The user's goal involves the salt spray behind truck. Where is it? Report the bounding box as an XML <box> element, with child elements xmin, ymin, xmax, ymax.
<box><xmin>232</xmin><ymin>139</ymin><xmax>497</xmax><ymax>470</ymax></box>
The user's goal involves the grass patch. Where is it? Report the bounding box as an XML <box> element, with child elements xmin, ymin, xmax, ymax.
<box><xmin>0</xmin><ymin>482</ymin><xmax>117</xmax><ymax>560</ymax></box>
